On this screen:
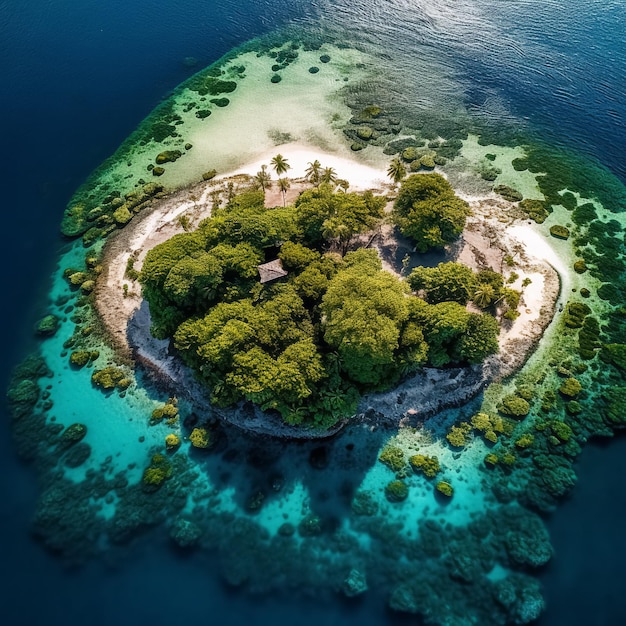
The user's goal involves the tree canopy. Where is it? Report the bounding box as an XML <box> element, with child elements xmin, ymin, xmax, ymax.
<box><xmin>295</xmin><ymin>184</ymin><xmax>385</xmax><ymax>251</ymax></box>
<box><xmin>408</xmin><ymin>262</ymin><xmax>476</xmax><ymax>304</ymax></box>
<box><xmin>139</xmin><ymin>184</ymin><xmax>502</xmax><ymax>429</ymax></box>
<box><xmin>393</xmin><ymin>173</ymin><xmax>470</xmax><ymax>252</ymax></box>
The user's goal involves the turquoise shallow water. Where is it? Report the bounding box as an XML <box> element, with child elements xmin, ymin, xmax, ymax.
<box><xmin>2</xmin><ymin>1</ymin><xmax>626</xmax><ymax>625</ymax></box>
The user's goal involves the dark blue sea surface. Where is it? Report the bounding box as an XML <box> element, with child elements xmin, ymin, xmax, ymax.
<box><xmin>1</xmin><ymin>1</ymin><xmax>625</xmax><ymax>625</ymax></box>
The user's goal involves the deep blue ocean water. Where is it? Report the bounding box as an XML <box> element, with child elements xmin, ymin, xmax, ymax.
<box><xmin>1</xmin><ymin>1</ymin><xmax>625</xmax><ymax>624</ymax></box>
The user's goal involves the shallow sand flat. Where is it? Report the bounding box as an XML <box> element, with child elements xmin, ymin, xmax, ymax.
<box><xmin>460</xmin><ymin>135</ymin><xmax>545</xmax><ymax>200</ymax></box>
<box><xmin>507</xmin><ymin>224</ymin><xmax>570</xmax><ymax>277</ymax></box>
<box><xmin>97</xmin><ymin>44</ymin><xmax>381</xmax><ymax>197</ymax></box>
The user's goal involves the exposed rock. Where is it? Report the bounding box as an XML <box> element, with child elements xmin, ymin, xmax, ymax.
<box><xmin>155</xmin><ymin>150</ymin><xmax>182</xmax><ymax>165</ymax></box>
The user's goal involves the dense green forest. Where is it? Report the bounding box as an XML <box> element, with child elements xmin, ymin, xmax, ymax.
<box><xmin>139</xmin><ymin>174</ymin><xmax>503</xmax><ymax>428</ymax></box>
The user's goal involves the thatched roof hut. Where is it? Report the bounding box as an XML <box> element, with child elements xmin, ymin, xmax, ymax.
<box><xmin>258</xmin><ymin>259</ymin><xmax>288</xmax><ymax>284</ymax></box>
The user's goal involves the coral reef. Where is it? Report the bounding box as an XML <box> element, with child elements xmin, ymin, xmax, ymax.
<box><xmin>59</xmin><ymin>423</ymin><xmax>87</xmax><ymax>447</ymax></box>
<box><xmin>409</xmin><ymin>454</ymin><xmax>440</xmax><ymax>478</ymax></box>
<box><xmin>559</xmin><ymin>377</ymin><xmax>582</xmax><ymax>398</ymax></box>
<box><xmin>435</xmin><ymin>481</ymin><xmax>454</xmax><ymax>497</ymax></box>
<box><xmin>446</xmin><ymin>422</ymin><xmax>472</xmax><ymax>447</ymax></box>
<box><xmin>342</xmin><ymin>569</ymin><xmax>368</xmax><ymax>597</ymax></box>
<box><xmin>189</xmin><ymin>427</ymin><xmax>212</xmax><ymax>449</ymax></box>
<box><xmin>91</xmin><ymin>366</ymin><xmax>131</xmax><ymax>391</ymax></box>
<box><xmin>150</xmin><ymin>398</ymin><xmax>179</xmax><ymax>424</ymax></box>
<box><xmin>165</xmin><ymin>433</ymin><xmax>181</xmax><ymax>450</ymax></box>
<box><xmin>498</xmin><ymin>394</ymin><xmax>530</xmax><ymax>418</ymax></box>
<box><xmin>169</xmin><ymin>517</ymin><xmax>202</xmax><ymax>547</ymax></box>
<box><xmin>142</xmin><ymin>453</ymin><xmax>173</xmax><ymax>491</ymax></box>
<box><xmin>385</xmin><ymin>480</ymin><xmax>409</xmax><ymax>502</ymax></box>
<box><xmin>35</xmin><ymin>314</ymin><xmax>59</xmax><ymax>337</ymax></box>
<box><xmin>549</xmin><ymin>225</ymin><xmax>570</xmax><ymax>239</ymax></box>
<box><xmin>379</xmin><ymin>444</ymin><xmax>406</xmax><ymax>472</ymax></box>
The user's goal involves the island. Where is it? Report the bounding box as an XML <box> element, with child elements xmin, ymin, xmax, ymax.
<box><xmin>7</xmin><ymin>34</ymin><xmax>626</xmax><ymax>626</ymax></box>
<box><xmin>92</xmin><ymin>155</ymin><xmax>559</xmax><ymax>439</ymax></box>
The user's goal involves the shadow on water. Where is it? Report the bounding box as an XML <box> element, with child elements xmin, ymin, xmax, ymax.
<box><xmin>185</xmin><ymin>414</ymin><xmax>385</xmax><ymax>525</ymax></box>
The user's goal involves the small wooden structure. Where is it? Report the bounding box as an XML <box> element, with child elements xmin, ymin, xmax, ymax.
<box><xmin>258</xmin><ymin>259</ymin><xmax>288</xmax><ymax>284</ymax></box>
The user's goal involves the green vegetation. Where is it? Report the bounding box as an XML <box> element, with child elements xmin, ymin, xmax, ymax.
<box><xmin>189</xmin><ymin>427</ymin><xmax>213</xmax><ymax>448</ymax></box>
<box><xmin>446</xmin><ymin>422</ymin><xmax>472</xmax><ymax>447</ymax></box>
<box><xmin>408</xmin><ymin>263</ymin><xmax>519</xmax><ymax>320</ymax></box>
<box><xmin>155</xmin><ymin>150</ymin><xmax>182</xmax><ymax>164</ymax></box>
<box><xmin>494</xmin><ymin>185</ymin><xmax>523</xmax><ymax>202</ymax></box>
<box><xmin>470</xmin><ymin>411</ymin><xmax>510</xmax><ymax>443</ymax></box>
<box><xmin>165</xmin><ymin>433</ymin><xmax>181</xmax><ymax>450</ymax></box>
<box><xmin>558</xmin><ymin>377</ymin><xmax>582</xmax><ymax>398</ymax></box>
<box><xmin>91</xmin><ymin>366</ymin><xmax>131</xmax><ymax>391</ymax></box>
<box><xmin>392</xmin><ymin>173</ymin><xmax>471</xmax><ymax>252</ymax></box>
<box><xmin>498</xmin><ymin>394</ymin><xmax>531</xmax><ymax>418</ymax></box>
<box><xmin>69</xmin><ymin>350</ymin><xmax>99</xmax><ymax>368</ymax></box>
<box><xmin>150</xmin><ymin>398</ymin><xmax>179</xmax><ymax>425</ymax></box>
<box><xmin>408</xmin><ymin>262</ymin><xmax>475</xmax><ymax>304</ymax></box>
<box><xmin>519</xmin><ymin>199</ymin><xmax>550</xmax><ymax>224</ymax></box>
<box><xmin>60</xmin><ymin>423</ymin><xmax>87</xmax><ymax>446</ymax></box>
<box><xmin>142</xmin><ymin>453</ymin><xmax>173</xmax><ymax>492</ymax></box>
<box><xmin>514</xmin><ymin>433</ymin><xmax>535</xmax><ymax>449</ymax></box>
<box><xmin>549</xmin><ymin>225</ymin><xmax>570</xmax><ymax>240</ymax></box>
<box><xmin>62</xmin><ymin>182</ymin><xmax>164</xmax><ymax>240</ymax></box>
<box><xmin>35</xmin><ymin>314</ymin><xmax>59</xmax><ymax>337</ymax></box>
<box><xmin>139</xmin><ymin>185</ymin><xmax>501</xmax><ymax>428</ymax></box>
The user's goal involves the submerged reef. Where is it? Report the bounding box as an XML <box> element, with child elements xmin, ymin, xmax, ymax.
<box><xmin>7</xmin><ymin>31</ymin><xmax>626</xmax><ymax>626</ymax></box>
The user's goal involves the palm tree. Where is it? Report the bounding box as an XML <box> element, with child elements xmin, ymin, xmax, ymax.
<box><xmin>387</xmin><ymin>157</ymin><xmax>406</xmax><ymax>184</ymax></box>
<box><xmin>271</xmin><ymin>154</ymin><xmax>291</xmax><ymax>177</ymax></box>
<box><xmin>254</xmin><ymin>164</ymin><xmax>272</xmax><ymax>191</ymax></box>
<box><xmin>336</xmin><ymin>179</ymin><xmax>350</xmax><ymax>192</ymax></box>
<box><xmin>277</xmin><ymin>177</ymin><xmax>291</xmax><ymax>207</ymax></box>
<box><xmin>210</xmin><ymin>189</ymin><xmax>221</xmax><ymax>211</ymax></box>
<box><xmin>305</xmin><ymin>159</ymin><xmax>322</xmax><ymax>186</ymax></box>
<box><xmin>321</xmin><ymin>166</ymin><xmax>338</xmax><ymax>185</ymax></box>
<box><xmin>473</xmin><ymin>283</ymin><xmax>496</xmax><ymax>309</ymax></box>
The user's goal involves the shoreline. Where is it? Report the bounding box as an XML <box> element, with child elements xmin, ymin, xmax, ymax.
<box><xmin>93</xmin><ymin>157</ymin><xmax>562</xmax><ymax>439</ymax></box>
